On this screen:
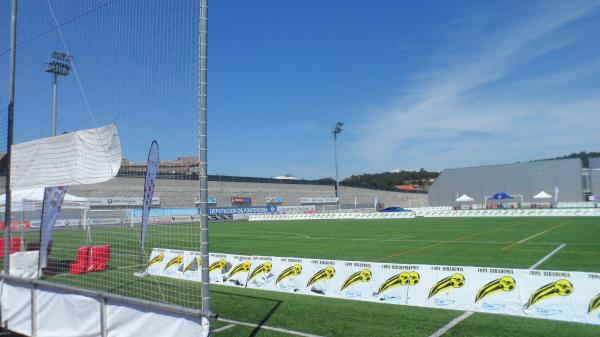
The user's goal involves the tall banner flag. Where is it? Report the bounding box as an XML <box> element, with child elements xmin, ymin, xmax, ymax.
<box><xmin>375</xmin><ymin>196</ymin><xmax>384</xmax><ymax>211</ymax></box>
<box><xmin>140</xmin><ymin>141</ymin><xmax>159</xmax><ymax>255</ymax></box>
<box><xmin>554</xmin><ymin>185</ymin><xmax>560</xmax><ymax>207</ymax></box>
<box><xmin>39</xmin><ymin>186</ymin><xmax>67</xmax><ymax>271</ymax></box>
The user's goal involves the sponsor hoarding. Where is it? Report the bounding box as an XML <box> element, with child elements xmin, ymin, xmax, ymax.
<box><xmin>266</xmin><ymin>197</ymin><xmax>284</xmax><ymax>203</ymax></box>
<box><xmin>132</xmin><ymin>208</ymin><xmax>199</xmax><ymax>217</ymax></box>
<box><xmin>146</xmin><ymin>248</ymin><xmax>600</xmax><ymax>326</ymax></box>
<box><xmin>299</xmin><ymin>197</ymin><xmax>339</xmax><ymax>204</ymax></box>
<box><xmin>88</xmin><ymin>197</ymin><xmax>160</xmax><ymax>207</ymax></box>
<box><xmin>208</xmin><ymin>206</ymin><xmax>276</xmax><ymax>215</ymax></box>
<box><xmin>276</xmin><ymin>205</ymin><xmax>316</xmax><ymax>213</ymax></box>
<box><xmin>231</xmin><ymin>197</ymin><xmax>252</xmax><ymax>204</ymax></box>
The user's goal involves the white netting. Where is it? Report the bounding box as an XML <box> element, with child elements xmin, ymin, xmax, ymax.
<box><xmin>1</xmin><ymin>0</ymin><xmax>203</xmax><ymax>310</ymax></box>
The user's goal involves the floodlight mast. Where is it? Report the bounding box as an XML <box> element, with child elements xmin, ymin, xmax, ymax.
<box><xmin>333</xmin><ymin>122</ymin><xmax>343</xmax><ymax>198</ymax></box>
<box><xmin>46</xmin><ymin>51</ymin><xmax>72</xmax><ymax>136</ymax></box>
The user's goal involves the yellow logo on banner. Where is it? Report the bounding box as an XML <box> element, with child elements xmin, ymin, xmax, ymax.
<box><xmin>247</xmin><ymin>262</ymin><xmax>272</xmax><ymax>282</ymax></box>
<box><xmin>377</xmin><ymin>271</ymin><xmax>420</xmax><ymax>295</ymax></box>
<box><xmin>183</xmin><ymin>257</ymin><xmax>201</xmax><ymax>273</ymax></box>
<box><xmin>525</xmin><ymin>279</ymin><xmax>573</xmax><ymax>308</ymax></box>
<box><xmin>148</xmin><ymin>253</ymin><xmax>164</xmax><ymax>267</ymax></box>
<box><xmin>589</xmin><ymin>293</ymin><xmax>600</xmax><ymax>314</ymax></box>
<box><xmin>475</xmin><ymin>276</ymin><xmax>516</xmax><ymax>303</ymax></box>
<box><xmin>307</xmin><ymin>266</ymin><xmax>335</xmax><ymax>287</ymax></box>
<box><xmin>276</xmin><ymin>264</ymin><xmax>302</xmax><ymax>284</ymax></box>
<box><xmin>429</xmin><ymin>273</ymin><xmax>465</xmax><ymax>299</ymax></box>
<box><xmin>209</xmin><ymin>259</ymin><xmax>227</xmax><ymax>273</ymax></box>
<box><xmin>341</xmin><ymin>269</ymin><xmax>372</xmax><ymax>291</ymax></box>
<box><xmin>164</xmin><ymin>255</ymin><xmax>183</xmax><ymax>270</ymax></box>
<box><xmin>227</xmin><ymin>261</ymin><xmax>251</xmax><ymax>280</ymax></box>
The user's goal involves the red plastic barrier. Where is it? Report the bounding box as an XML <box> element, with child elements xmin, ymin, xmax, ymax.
<box><xmin>69</xmin><ymin>246</ymin><xmax>90</xmax><ymax>275</ymax></box>
<box><xmin>87</xmin><ymin>245</ymin><xmax>111</xmax><ymax>272</ymax></box>
<box><xmin>0</xmin><ymin>237</ymin><xmax>23</xmax><ymax>259</ymax></box>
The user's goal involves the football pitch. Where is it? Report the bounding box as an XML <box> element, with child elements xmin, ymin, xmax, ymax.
<box><xmin>8</xmin><ymin>216</ymin><xmax>600</xmax><ymax>336</ymax></box>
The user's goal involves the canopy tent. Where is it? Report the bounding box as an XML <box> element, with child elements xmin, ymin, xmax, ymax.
<box><xmin>532</xmin><ymin>191</ymin><xmax>552</xmax><ymax>199</ymax></box>
<box><xmin>0</xmin><ymin>188</ymin><xmax>89</xmax><ymax>212</ymax></box>
<box><xmin>488</xmin><ymin>192</ymin><xmax>514</xmax><ymax>200</ymax></box>
<box><xmin>484</xmin><ymin>192</ymin><xmax>523</xmax><ymax>207</ymax></box>
<box><xmin>455</xmin><ymin>194</ymin><xmax>474</xmax><ymax>202</ymax></box>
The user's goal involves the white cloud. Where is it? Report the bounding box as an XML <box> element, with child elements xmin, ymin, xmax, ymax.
<box><xmin>353</xmin><ymin>1</ymin><xmax>600</xmax><ymax>172</ymax></box>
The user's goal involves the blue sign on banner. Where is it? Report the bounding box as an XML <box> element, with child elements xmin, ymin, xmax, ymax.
<box><xmin>208</xmin><ymin>197</ymin><xmax>217</xmax><ymax>203</ymax></box>
<box><xmin>133</xmin><ymin>208</ymin><xmax>199</xmax><ymax>217</ymax></box>
<box><xmin>208</xmin><ymin>206</ymin><xmax>276</xmax><ymax>215</ymax></box>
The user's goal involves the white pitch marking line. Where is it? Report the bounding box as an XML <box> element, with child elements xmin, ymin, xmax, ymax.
<box><xmin>516</xmin><ymin>226</ymin><xmax>561</xmax><ymax>244</ymax></box>
<box><xmin>529</xmin><ymin>243</ymin><xmax>566</xmax><ymax>270</ymax></box>
<box><xmin>216</xmin><ymin>317</ymin><xmax>325</xmax><ymax>337</ymax></box>
<box><xmin>212</xmin><ymin>323</ymin><xmax>236</xmax><ymax>333</ymax></box>
<box><xmin>428</xmin><ymin>311</ymin><xmax>474</xmax><ymax>337</ymax></box>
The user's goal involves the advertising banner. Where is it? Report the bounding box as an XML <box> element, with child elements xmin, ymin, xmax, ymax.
<box><xmin>299</xmin><ymin>197</ymin><xmax>339</xmax><ymax>204</ymax></box>
<box><xmin>208</xmin><ymin>206</ymin><xmax>276</xmax><ymax>215</ymax></box>
<box><xmin>276</xmin><ymin>205</ymin><xmax>316</xmax><ymax>213</ymax></box>
<box><xmin>140</xmin><ymin>141</ymin><xmax>159</xmax><ymax>253</ymax></box>
<box><xmin>231</xmin><ymin>197</ymin><xmax>251</xmax><ymax>204</ymax></box>
<box><xmin>39</xmin><ymin>186</ymin><xmax>67</xmax><ymax>269</ymax></box>
<box><xmin>266</xmin><ymin>197</ymin><xmax>284</xmax><ymax>203</ymax></box>
<box><xmin>145</xmin><ymin>248</ymin><xmax>600</xmax><ymax>326</ymax></box>
<box><xmin>88</xmin><ymin>197</ymin><xmax>160</xmax><ymax>207</ymax></box>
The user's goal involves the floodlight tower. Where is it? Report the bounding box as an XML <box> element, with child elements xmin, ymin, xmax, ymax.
<box><xmin>332</xmin><ymin>122</ymin><xmax>343</xmax><ymax>198</ymax></box>
<box><xmin>46</xmin><ymin>51</ymin><xmax>72</xmax><ymax>136</ymax></box>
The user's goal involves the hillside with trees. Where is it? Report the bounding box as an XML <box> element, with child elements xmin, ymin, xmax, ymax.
<box><xmin>341</xmin><ymin>169</ymin><xmax>439</xmax><ymax>191</ymax></box>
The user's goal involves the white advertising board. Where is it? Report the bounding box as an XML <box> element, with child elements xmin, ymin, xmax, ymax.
<box><xmin>146</xmin><ymin>248</ymin><xmax>600</xmax><ymax>326</ymax></box>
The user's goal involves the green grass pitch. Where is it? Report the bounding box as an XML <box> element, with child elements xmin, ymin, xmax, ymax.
<box><xmin>5</xmin><ymin>216</ymin><xmax>600</xmax><ymax>336</ymax></box>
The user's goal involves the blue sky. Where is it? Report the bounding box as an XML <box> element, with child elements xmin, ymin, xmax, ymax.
<box><xmin>1</xmin><ymin>0</ymin><xmax>600</xmax><ymax>179</ymax></box>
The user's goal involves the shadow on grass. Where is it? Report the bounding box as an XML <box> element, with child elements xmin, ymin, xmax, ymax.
<box><xmin>43</xmin><ymin>259</ymin><xmax>73</xmax><ymax>276</ymax></box>
<box><xmin>212</xmin><ymin>289</ymin><xmax>283</xmax><ymax>337</ymax></box>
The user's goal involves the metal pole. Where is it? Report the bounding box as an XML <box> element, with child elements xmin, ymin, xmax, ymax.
<box><xmin>198</xmin><ymin>0</ymin><xmax>210</xmax><ymax>313</ymax></box>
<box><xmin>51</xmin><ymin>73</ymin><xmax>57</xmax><ymax>136</ymax></box>
<box><xmin>4</xmin><ymin>0</ymin><xmax>18</xmax><ymax>274</ymax></box>
<box><xmin>334</xmin><ymin>133</ymin><xmax>339</xmax><ymax>198</ymax></box>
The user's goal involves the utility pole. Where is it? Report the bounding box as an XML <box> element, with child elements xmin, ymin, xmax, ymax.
<box><xmin>46</xmin><ymin>51</ymin><xmax>71</xmax><ymax>136</ymax></box>
<box><xmin>332</xmin><ymin>122</ymin><xmax>343</xmax><ymax>198</ymax></box>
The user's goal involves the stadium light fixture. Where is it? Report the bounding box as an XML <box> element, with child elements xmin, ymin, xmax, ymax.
<box><xmin>332</xmin><ymin>122</ymin><xmax>344</xmax><ymax>198</ymax></box>
<box><xmin>46</xmin><ymin>51</ymin><xmax>72</xmax><ymax>136</ymax></box>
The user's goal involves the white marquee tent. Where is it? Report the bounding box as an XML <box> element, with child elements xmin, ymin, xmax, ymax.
<box><xmin>455</xmin><ymin>194</ymin><xmax>475</xmax><ymax>202</ymax></box>
<box><xmin>0</xmin><ymin>188</ymin><xmax>89</xmax><ymax>212</ymax></box>
<box><xmin>532</xmin><ymin>191</ymin><xmax>553</xmax><ymax>199</ymax></box>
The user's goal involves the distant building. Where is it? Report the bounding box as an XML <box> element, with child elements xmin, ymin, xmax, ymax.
<box><xmin>428</xmin><ymin>158</ymin><xmax>592</xmax><ymax>206</ymax></box>
<box><xmin>120</xmin><ymin>156</ymin><xmax>200</xmax><ymax>175</ymax></box>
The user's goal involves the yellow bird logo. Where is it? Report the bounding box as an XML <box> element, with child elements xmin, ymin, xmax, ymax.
<box><xmin>475</xmin><ymin>276</ymin><xmax>516</xmax><ymax>303</ymax></box>
<box><xmin>183</xmin><ymin>257</ymin><xmax>201</xmax><ymax>273</ymax></box>
<box><xmin>247</xmin><ymin>262</ymin><xmax>273</xmax><ymax>282</ymax></box>
<box><xmin>164</xmin><ymin>255</ymin><xmax>183</xmax><ymax>270</ymax></box>
<box><xmin>307</xmin><ymin>266</ymin><xmax>336</xmax><ymax>287</ymax></box>
<box><xmin>589</xmin><ymin>293</ymin><xmax>600</xmax><ymax>314</ymax></box>
<box><xmin>147</xmin><ymin>253</ymin><xmax>164</xmax><ymax>268</ymax></box>
<box><xmin>276</xmin><ymin>264</ymin><xmax>302</xmax><ymax>284</ymax></box>
<box><xmin>377</xmin><ymin>271</ymin><xmax>420</xmax><ymax>295</ymax></box>
<box><xmin>524</xmin><ymin>279</ymin><xmax>574</xmax><ymax>308</ymax></box>
<box><xmin>429</xmin><ymin>273</ymin><xmax>465</xmax><ymax>299</ymax></box>
<box><xmin>341</xmin><ymin>269</ymin><xmax>372</xmax><ymax>291</ymax></box>
<box><xmin>227</xmin><ymin>261</ymin><xmax>251</xmax><ymax>280</ymax></box>
<box><xmin>209</xmin><ymin>259</ymin><xmax>227</xmax><ymax>273</ymax></box>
